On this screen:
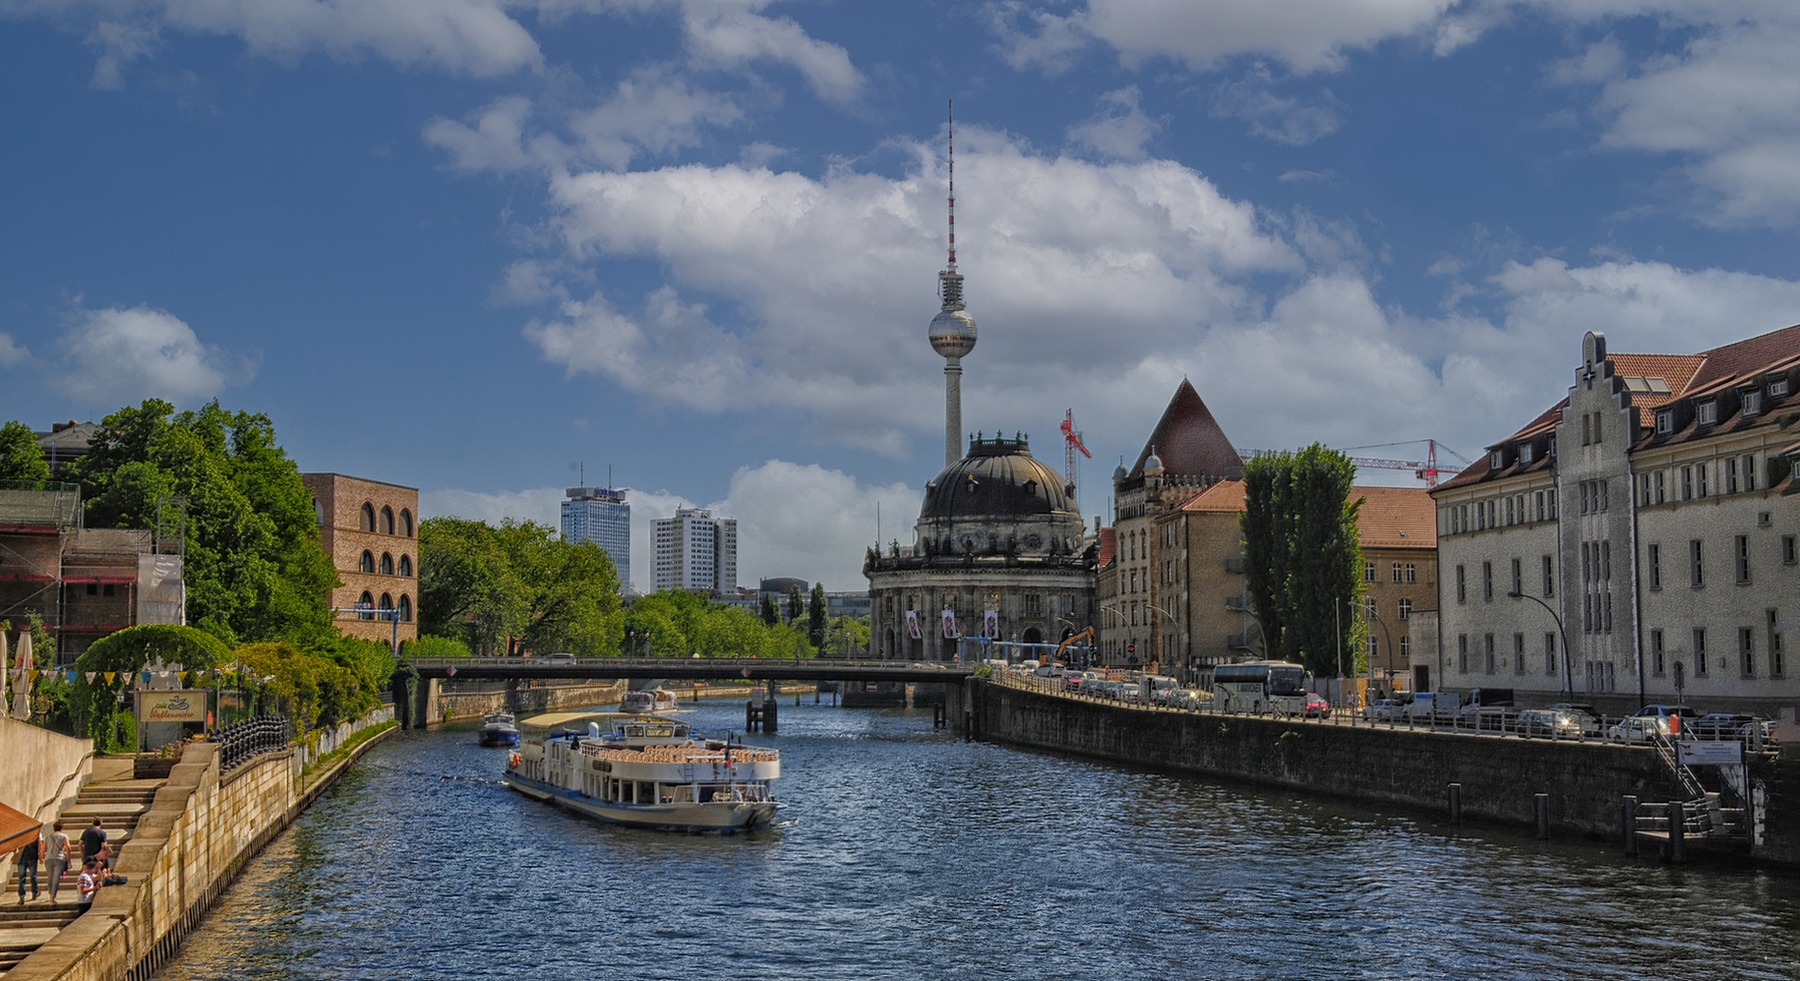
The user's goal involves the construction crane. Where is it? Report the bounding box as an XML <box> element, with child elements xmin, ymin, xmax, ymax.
<box><xmin>1061</xmin><ymin>408</ymin><xmax>1090</xmax><ymax>498</ymax></box>
<box><xmin>1236</xmin><ymin>439</ymin><xmax>1472</xmax><ymax>487</ymax></box>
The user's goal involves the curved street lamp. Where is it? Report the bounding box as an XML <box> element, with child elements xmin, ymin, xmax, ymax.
<box><xmin>1508</xmin><ymin>590</ymin><xmax>1574</xmax><ymax>704</ymax></box>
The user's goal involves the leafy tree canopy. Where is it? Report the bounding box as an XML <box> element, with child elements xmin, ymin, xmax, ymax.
<box><xmin>419</xmin><ymin>517</ymin><xmax>622</xmax><ymax>656</ymax></box>
<box><xmin>0</xmin><ymin>421</ymin><xmax>50</xmax><ymax>482</ymax></box>
<box><xmin>1240</xmin><ymin>445</ymin><xmax>1364</xmax><ymax>677</ymax></box>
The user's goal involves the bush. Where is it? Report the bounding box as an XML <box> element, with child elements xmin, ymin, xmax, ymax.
<box><xmin>402</xmin><ymin>635</ymin><xmax>473</xmax><ymax>659</ymax></box>
<box><xmin>74</xmin><ymin>625</ymin><xmax>230</xmax><ymax>752</ymax></box>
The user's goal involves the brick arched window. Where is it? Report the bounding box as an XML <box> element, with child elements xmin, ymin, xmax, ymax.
<box><xmin>380</xmin><ymin>552</ymin><xmax>394</xmax><ymax>576</ymax></box>
<box><xmin>381</xmin><ymin>506</ymin><xmax>395</xmax><ymax>535</ymax></box>
<box><xmin>398</xmin><ymin>555</ymin><xmax>413</xmax><ymax>577</ymax></box>
<box><xmin>360</xmin><ymin>551</ymin><xmax>375</xmax><ymax>573</ymax></box>
<box><xmin>379</xmin><ymin>593</ymin><xmax>394</xmax><ymax>614</ymax></box>
<box><xmin>358</xmin><ymin>591</ymin><xmax>375</xmax><ymax>620</ymax></box>
<box><xmin>400</xmin><ymin>509</ymin><xmax>414</xmax><ymax>537</ymax></box>
<box><xmin>398</xmin><ymin>594</ymin><xmax>413</xmax><ymax>623</ymax></box>
<box><xmin>360</xmin><ymin>503</ymin><xmax>376</xmax><ymax>532</ymax></box>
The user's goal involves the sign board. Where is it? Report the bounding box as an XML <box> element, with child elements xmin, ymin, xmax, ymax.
<box><xmin>1677</xmin><ymin>740</ymin><xmax>1743</xmax><ymax>766</ymax></box>
<box><xmin>1127</xmin><ymin>644</ymin><xmax>1137</xmax><ymax>656</ymax></box>
<box><xmin>138</xmin><ymin>689</ymin><xmax>208</xmax><ymax>724</ymax></box>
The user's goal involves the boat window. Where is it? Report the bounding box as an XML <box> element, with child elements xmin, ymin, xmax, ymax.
<box><xmin>637</xmin><ymin>781</ymin><xmax>653</xmax><ymax>803</ymax></box>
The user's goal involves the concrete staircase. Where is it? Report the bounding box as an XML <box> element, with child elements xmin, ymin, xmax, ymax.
<box><xmin>0</xmin><ymin>762</ymin><xmax>162</xmax><ymax>976</ymax></box>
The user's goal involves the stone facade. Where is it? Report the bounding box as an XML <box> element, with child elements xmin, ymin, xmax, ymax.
<box><xmin>301</xmin><ymin>473</ymin><xmax>419</xmax><ymax>649</ymax></box>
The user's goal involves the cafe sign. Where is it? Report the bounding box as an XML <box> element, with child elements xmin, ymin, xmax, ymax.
<box><xmin>139</xmin><ymin>690</ymin><xmax>208</xmax><ymax>724</ymax></box>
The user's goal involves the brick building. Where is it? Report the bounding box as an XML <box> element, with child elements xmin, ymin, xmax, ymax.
<box><xmin>301</xmin><ymin>474</ymin><xmax>419</xmax><ymax>650</ymax></box>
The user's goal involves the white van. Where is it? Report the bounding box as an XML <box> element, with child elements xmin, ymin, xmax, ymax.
<box><xmin>1406</xmin><ymin>692</ymin><xmax>1455</xmax><ymax>721</ymax></box>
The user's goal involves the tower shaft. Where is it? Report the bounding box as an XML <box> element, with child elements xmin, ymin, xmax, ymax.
<box><xmin>945</xmin><ymin>356</ymin><xmax>963</xmax><ymax>468</ymax></box>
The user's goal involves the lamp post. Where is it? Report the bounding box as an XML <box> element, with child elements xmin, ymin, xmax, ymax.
<box><xmin>1508</xmin><ymin>590</ymin><xmax>1573</xmax><ymax>704</ymax></box>
<box><xmin>1364</xmin><ymin>608</ymin><xmax>1394</xmax><ymax>699</ymax></box>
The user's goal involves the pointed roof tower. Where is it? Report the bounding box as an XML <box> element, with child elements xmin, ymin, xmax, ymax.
<box><xmin>1126</xmin><ymin>379</ymin><xmax>1242</xmax><ymax>481</ymax></box>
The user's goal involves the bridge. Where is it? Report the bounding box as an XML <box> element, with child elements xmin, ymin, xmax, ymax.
<box><xmin>400</xmin><ymin>657</ymin><xmax>980</xmax><ymax>684</ymax></box>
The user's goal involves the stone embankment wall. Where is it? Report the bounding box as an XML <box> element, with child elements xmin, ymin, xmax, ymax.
<box><xmin>961</xmin><ymin>680</ymin><xmax>1685</xmax><ymax>838</ymax></box>
<box><xmin>0</xmin><ymin>717</ymin><xmax>92</xmax><ymax>890</ymax></box>
<box><xmin>6</xmin><ymin>714</ymin><xmax>393</xmax><ymax>981</ymax></box>
<box><xmin>427</xmin><ymin>679</ymin><xmax>627</xmax><ymax>726</ymax></box>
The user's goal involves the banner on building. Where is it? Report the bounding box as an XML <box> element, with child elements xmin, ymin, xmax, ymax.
<box><xmin>941</xmin><ymin>609</ymin><xmax>957</xmax><ymax>638</ymax></box>
<box><xmin>983</xmin><ymin>609</ymin><xmax>999</xmax><ymax>639</ymax></box>
<box><xmin>904</xmin><ymin>610</ymin><xmax>921</xmax><ymax>639</ymax></box>
<box><xmin>137</xmin><ymin>689</ymin><xmax>208</xmax><ymax>724</ymax></box>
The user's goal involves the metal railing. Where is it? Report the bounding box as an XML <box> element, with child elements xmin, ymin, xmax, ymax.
<box><xmin>212</xmin><ymin>715</ymin><xmax>293</xmax><ymax>772</ymax></box>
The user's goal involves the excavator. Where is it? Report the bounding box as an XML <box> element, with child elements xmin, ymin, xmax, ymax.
<box><xmin>1054</xmin><ymin>626</ymin><xmax>1094</xmax><ymax>664</ymax></box>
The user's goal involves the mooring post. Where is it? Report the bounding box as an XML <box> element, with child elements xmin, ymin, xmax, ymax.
<box><xmin>1669</xmin><ymin>800</ymin><xmax>1687</xmax><ymax>864</ymax></box>
<box><xmin>1623</xmin><ymin>796</ymin><xmax>1639</xmax><ymax>856</ymax></box>
<box><xmin>1448</xmin><ymin>783</ymin><xmax>1463</xmax><ymax>826</ymax></box>
<box><xmin>746</xmin><ymin>699</ymin><xmax>756</xmax><ymax>732</ymax></box>
<box><xmin>1535</xmin><ymin>793</ymin><xmax>1550</xmax><ymax>840</ymax></box>
<box><xmin>964</xmin><ymin>710</ymin><xmax>972</xmax><ymax>742</ymax></box>
<box><xmin>764</xmin><ymin>696</ymin><xmax>779</xmax><ymax>734</ymax></box>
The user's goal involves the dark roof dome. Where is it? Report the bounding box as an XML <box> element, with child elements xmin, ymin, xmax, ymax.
<box><xmin>921</xmin><ymin>435</ymin><xmax>1072</xmax><ymax>521</ymax></box>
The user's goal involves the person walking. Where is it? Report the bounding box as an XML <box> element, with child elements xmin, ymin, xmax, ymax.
<box><xmin>45</xmin><ymin>820</ymin><xmax>69</xmax><ymax>905</ymax></box>
<box><xmin>15</xmin><ymin>829</ymin><xmax>41</xmax><ymax>904</ymax></box>
<box><xmin>79</xmin><ymin>818</ymin><xmax>106</xmax><ymax>868</ymax></box>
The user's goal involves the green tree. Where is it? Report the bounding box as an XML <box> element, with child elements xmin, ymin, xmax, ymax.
<box><xmin>807</xmin><ymin>583</ymin><xmax>828</xmax><ymax>648</ymax></box>
<box><xmin>419</xmin><ymin>517</ymin><xmax>623</xmax><ymax>656</ymax></box>
<box><xmin>759</xmin><ymin>592</ymin><xmax>780</xmax><ymax>627</ymax></box>
<box><xmin>786</xmin><ymin>584</ymin><xmax>804</xmax><ymax>624</ymax></box>
<box><xmin>0</xmin><ymin>421</ymin><xmax>50</xmax><ymax>482</ymax></box>
<box><xmin>1240</xmin><ymin>444</ymin><xmax>1363</xmax><ymax>677</ymax></box>
<box><xmin>418</xmin><ymin>517</ymin><xmax>523</xmax><ymax>655</ymax></box>
<box><xmin>822</xmin><ymin>615</ymin><xmax>869</xmax><ymax>657</ymax></box>
<box><xmin>73</xmin><ymin>625</ymin><xmax>231</xmax><ymax>751</ymax></box>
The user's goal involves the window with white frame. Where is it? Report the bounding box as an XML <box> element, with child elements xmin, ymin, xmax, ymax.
<box><xmin>1697</xmin><ymin>400</ymin><xmax>1717</xmax><ymax>425</ymax></box>
<box><xmin>1655</xmin><ymin>410</ymin><xmax>1673</xmax><ymax>435</ymax></box>
<box><xmin>1399</xmin><ymin>598</ymin><xmax>1413</xmax><ymax>620</ymax></box>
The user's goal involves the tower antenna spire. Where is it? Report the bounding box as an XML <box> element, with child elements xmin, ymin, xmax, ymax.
<box><xmin>947</xmin><ymin>99</ymin><xmax>956</xmax><ymax>274</ymax></box>
<box><xmin>928</xmin><ymin>98</ymin><xmax>977</xmax><ymax>468</ymax></box>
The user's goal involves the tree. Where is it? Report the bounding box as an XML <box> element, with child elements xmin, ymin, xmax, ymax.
<box><xmin>73</xmin><ymin>625</ymin><xmax>231</xmax><ymax>751</ymax></box>
<box><xmin>786</xmin><ymin>584</ymin><xmax>804</xmax><ymax>624</ymax></box>
<box><xmin>419</xmin><ymin>517</ymin><xmax>623</xmax><ymax>656</ymax></box>
<box><xmin>1240</xmin><ymin>444</ymin><xmax>1363</xmax><ymax>677</ymax></box>
<box><xmin>0</xmin><ymin>421</ymin><xmax>50</xmax><ymax>482</ymax></box>
<box><xmin>759</xmin><ymin>593</ymin><xmax>780</xmax><ymax>627</ymax></box>
<box><xmin>807</xmin><ymin>583</ymin><xmax>828</xmax><ymax>649</ymax></box>
<box><xmin>822</xmin><ymin>615</ymin><xmax>869</xmax><ymax>657</ymax></box>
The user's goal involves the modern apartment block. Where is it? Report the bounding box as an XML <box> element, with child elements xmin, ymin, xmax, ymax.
<box><xmin>1433</xmin><ymin>327</ymin><xmax>1800</xmax><ymax>715</ymax></box>
<box><xmin>653</xmin><ymin>507</ymin><xmax>737</xmax><ymax>595</ymax></box>
<box><xmin>560</xmin><ymin>485</ymin><xmax>630</xmax><ymax>588</ymax></box>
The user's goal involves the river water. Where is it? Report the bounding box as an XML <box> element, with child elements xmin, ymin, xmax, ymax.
<box><xmin>155</xmin><ymin>699</ymin><xmax>1799</xmax><ymax>981</ymax></box>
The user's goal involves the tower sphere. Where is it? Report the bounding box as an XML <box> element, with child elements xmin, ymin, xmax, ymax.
<box><xmin>929</xmin><ymin>307</ymin><xmax>977</xmax><ymax>359</ymax></box>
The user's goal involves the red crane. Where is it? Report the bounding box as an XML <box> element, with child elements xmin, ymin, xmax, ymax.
<box><xmin>1237</xmin><ymin>439</ymin><xmax>1472</xmax><ymax>487</ymax></box>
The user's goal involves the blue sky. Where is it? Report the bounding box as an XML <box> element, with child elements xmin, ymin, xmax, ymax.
<box><xmin>5</xmin><ymin>0</ymin><xmax>1800</xmax><ymax>592</ymax></box>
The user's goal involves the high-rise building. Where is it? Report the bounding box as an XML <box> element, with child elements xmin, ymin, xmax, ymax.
<box><xmin>653</xmin><ymin>508</ymin><xmax>737</xmax><ymax>594</ymax></box>
<box><xmin>561</xmin><ymin>485</ymin><xmax>630</xmax><ymax>589</ymax></box>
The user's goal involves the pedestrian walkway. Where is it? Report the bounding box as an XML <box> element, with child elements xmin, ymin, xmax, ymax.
<box><xmin>0</xmin><ymin>759</ymin><xmax>163</xmax><ymax>976</ymax></box>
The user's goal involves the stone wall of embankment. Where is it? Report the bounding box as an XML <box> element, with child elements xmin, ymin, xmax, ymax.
<box><xmin>965</xmin><ymin>679</ymin><xmax>1686</xmax><ymax>838</ymax></box>
<box><xmin>430</xmin><ymin>679</ymin><xmax>626</xmax><ymax>725</ymax></box>
<box><xmin>0</xmin><ymin>717</ymin><xmax>92</xmax><ymax>889</ymax></box>
<box><xmin>7</xmin><ymin>725</ymin><xmax>392</xmax><ymax>981</ymax></box>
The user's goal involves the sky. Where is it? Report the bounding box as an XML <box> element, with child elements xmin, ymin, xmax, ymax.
<box><xmin>5</xmin><ymin>1</ymin><xmax>1800</xmax><ymax>593</ymax></box>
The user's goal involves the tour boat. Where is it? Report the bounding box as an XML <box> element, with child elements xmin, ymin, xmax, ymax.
<box><xmin>477</xmin><ymin>711</ymin><xmax>521</xmax><ymax>748</ymax></box>
<box><xmin>618</xmin><ymin>688</ymin><xmax>680</xmax><ymax>715</ymax></box>
<box><xmin>502</xmin><ymin>718</ymin><xmax>783</xmax><ymax>832</ymax></box>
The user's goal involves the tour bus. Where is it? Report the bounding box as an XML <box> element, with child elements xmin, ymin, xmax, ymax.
<box><xmin>1211</xmin><ymin>660</ymin><xmax>1311</xmax><ymax>715</ymax></box>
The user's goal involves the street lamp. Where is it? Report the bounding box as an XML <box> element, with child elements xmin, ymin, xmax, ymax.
<box><xmin>1508</xmin><ymin>590</ymin><xmax>1573</xmax><ymax>704</ymax></box>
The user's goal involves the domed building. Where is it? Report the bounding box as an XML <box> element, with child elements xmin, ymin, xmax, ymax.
<box><xmin>865</xmin><ymin>434</ymin><xmax>1097</xmax><ymax>660</ymax></box>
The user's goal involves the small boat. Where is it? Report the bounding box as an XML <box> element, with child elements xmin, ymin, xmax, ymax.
<box><xmin>618</xmin><ymin>688</ymin><xmax>679</xmax><ymax>715</ymax></box>
<box><xmin>478</xmin><ymin>711</ymin><xmax>521</xmax><ymax>747</ymax></box>
<box><xmin>502</xmin><ymin>718</ymin><xmax>783</xmax><ymax>832</ymax></box>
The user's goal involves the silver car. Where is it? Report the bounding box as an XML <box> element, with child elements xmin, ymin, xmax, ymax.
<box><xmin>1607</xmin><ymin>716</ymin><xmax>1671</xmax><ymax>745</ymax></box>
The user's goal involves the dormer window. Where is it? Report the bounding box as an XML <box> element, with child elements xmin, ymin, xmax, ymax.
<box><xmin>1743</xmin><ymin>390</ymin><xmax>1761</xmax><ymax>417</ymax></box>
<box><xmin>1519</xmin><ymin>442</ymin><xmax>1534</xmax><ymax>464</ymax></box>
<box><xmin>1696</xmin><ymin>400</ymin><xmax>1718</xmax><ymax>426</ymax></box>
<box><xmin>1655</xmin><ymin>411</ymin><xmax>1673</xmax><ymax>435</ymax></box>
<box><xmin>1490</xmin><ymin>449</ymin><xmax>1506</xmax><ymax>469</ymax></box>
<box><xmin>1771</xmin><ymin>377</ymin><xmax>1790</xmax><ymax>398</ymax></box>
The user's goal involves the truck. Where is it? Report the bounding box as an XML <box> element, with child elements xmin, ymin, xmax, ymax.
<box><xmin>1457</xmin><ymin>688</ymin><xmax>1517</xmax><ymax>729</ymax></box>
<box><xmin>1404</xmin><ymin>692</ymin><xmax>1455</xmax><ymax>722</ymax></box>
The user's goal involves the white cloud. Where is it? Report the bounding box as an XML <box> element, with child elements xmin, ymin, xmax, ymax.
<box><xmin>0</xmin><ymin>333</ymin><xmax>28</xmax><ymax>367</ymax></box>
<box><xmin>1210</xmin><ymin>63</ymin><xmax>1344</xmax><ymax>146</ymax></box>
<box><xmin>420</xmin><ymin>485</ymin><xmax>564</xmax><ymax>526</ymax></box>
<box><xmin>85</xmin><ymin>19</ymin><xmax>160</xmax><ymax>89</ymax></box>
<box><xmin>423</xmin><ymin>96</ymin><xmax>549</xmax><ymax>173</ymax></box>
<box><xmin>717</xmin><ymin>460</ymin><xmax>919</xmax><ymax>591</ymax></box>
<box><xmin>680</xmin><ymin>2</ymin><xmax>863</xmax><ymax>104</ymax></box>
<box><xmin>53</xmin><ymin>304</ymin><xmax>256</xmax><ymax>405</ymax></box>
<box><xmin>1066</xmin><ymin>86</ymin><xmax>1160</xmax><ymax>159</ymax></box>
<box><xmin>568</xmin><ymin>64</ymin><xmax>746</xmax><ymax>170</ymax></box>
<box><xmin>991</xmin><ymin>0</ymin><xmax>1459</xmax><ymax>75</ymax></box>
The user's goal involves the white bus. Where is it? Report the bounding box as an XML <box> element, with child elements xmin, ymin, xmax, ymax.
<box><xmin>1211</xmin><ymin>661</ymin><xmax>1310</xmax><ymax>715</ymax></box>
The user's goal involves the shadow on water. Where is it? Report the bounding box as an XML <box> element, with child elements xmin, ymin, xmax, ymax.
<box><xmin>155</xmin><ymin>700</ymin><xmax>1800</xmax><ymax>981</ymax></box>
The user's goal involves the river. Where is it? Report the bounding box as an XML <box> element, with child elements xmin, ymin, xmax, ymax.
<box><xmin>154</xmin><ymin>698</ymin><xmax>1800</xmax><ymax>981</ymax></box>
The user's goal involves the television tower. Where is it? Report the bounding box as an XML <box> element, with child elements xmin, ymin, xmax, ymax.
<box><xmin>927</xmin><ymin>100</ymin><xmax>976</xmax><ymax>468</ymax></box>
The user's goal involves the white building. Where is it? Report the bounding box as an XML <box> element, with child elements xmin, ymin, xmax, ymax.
<box><xmin>560</xmin><ymin>485</ymin><xmax>630</xmax><ymax>590</ymax></box>
<box><xmin>653</xmin><ymin>507</ymin><xmax>738</xmax><ymax>594</ymax></box>
<box><xmin>1433</xmin><ymin>326</ymin><xmax>1800</xmax><ymax>715</ymax></box>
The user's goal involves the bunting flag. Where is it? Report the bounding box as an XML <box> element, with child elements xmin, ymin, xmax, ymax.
<box><xmin>86</xmin><ymin>672</ymin><xmax>97</xmax><ymax>683</ymax></box>
<box><xmin>177</xmin><ymin>672</ymin><xmax>188</xmax><ymax>684</ymax></box>
<box><xmin>104</xmin><ymin>672</ymin><xmax>116</xmax><ymax>684</ymax></box>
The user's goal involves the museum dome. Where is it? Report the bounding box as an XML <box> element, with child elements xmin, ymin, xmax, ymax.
<box><xmin>920</xmin><ymin>435</ymin><xmax>1073</xmax><ymax>521</ymax></box>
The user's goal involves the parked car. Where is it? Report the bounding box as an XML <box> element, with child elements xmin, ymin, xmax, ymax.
<box><xmin>542</xmin><ymin>652</ymin><xmax>577</xmax><ymax>664</ymax></box>
<box><xmin>1739</xmin><ymin>719</ymin><xmax>1782</xmax><ymax>749</ymax></box>
<box><xmin>1363</xmin><ymin>698</ymin><xmax>1405</xmax><ymax>722</ymax></box>
<box><xmin>1545</xmin><ymin>703</ymin><xmax>1603</xmax><ymax>736</ymax></box>
<box><xmin>1607</xmin><ymin>716</ymin><xmax>1671</xmax><ymax>745</ymax></box>
<box><xmin>1691</xmin><ymin>713</ymin><xmax>1755</xmax><ymax>740</ymax></box>
<box><xmin>1303</xmin><ymin>693</ymin><xmax>1331</xmax><ymax>718</ymax></box>
<box><xmin>1517</xmin><ymin>708</ymin><xmax>1584</xmax><ymax>738</ymax></box>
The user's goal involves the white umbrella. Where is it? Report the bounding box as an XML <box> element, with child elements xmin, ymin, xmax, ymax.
<box><xmin>11</xmin><ymin>631</ymin><xmax>31</xmax><ymax>721</ymax></box>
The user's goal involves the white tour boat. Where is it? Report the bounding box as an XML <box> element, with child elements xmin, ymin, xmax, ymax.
<box><xmin>502</xmin><ymin>718</ymin><xmax>783</xmax><ymax>832</ymax></box>
<box><xmin>618</xmin><ymin>688</ymin><xmax>680</xmax><ymax>715</ymax></box>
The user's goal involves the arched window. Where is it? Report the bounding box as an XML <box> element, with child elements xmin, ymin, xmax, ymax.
<box><xmin>380</xmin><ymin>553</ymin><xmax>394</xmax><ymax>576</ymax></box>
<box><xmin>360</xmin><ymin>551</ymin><xmax>375</xmax><ymax>574</ymax></box>
<box><xmin>379</xmin><ymin>593</ymin><xmax>394</xmax><ymax>614</ymax></box>
<box><xmin>400</xmin><ymin>509</ymin><xmax>414</xmax><ymax>537</ymax></box>
<box><xmin>398</xmin><ymin>594</ymin><xmax>413</xmax><ymax>623</ymax></box>
<box><xmin>358</xmin><ymin>591</ymin><xmax>375</xmax><ymax>620</ymax></box>
<box><xmin>312</xmin><ymin>498</ymin><xmax>324</xmax><ymax>526</ymax></box>
<box><xmin>381</xmin><ymin>506</ymin><xmax>395</xmax><ymax>535</ymax></box>
<box><xmin>360</xmin><ymin>503</ymin><xmax>376</xmax><ymax>532</ymax></box>
<box><xmin>398</xmin><ymin>555</ymin><xmax>413</xmax><ymax>577</ymax></box>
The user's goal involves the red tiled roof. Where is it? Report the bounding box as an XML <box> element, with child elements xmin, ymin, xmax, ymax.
<box><xmin>1355</xmin><ymin>486</ymin><xmax>1437</xmax><ymax>549</ymax></box>
<box><xmin>1179</xmin><ymin>479</ymin><xmax>1247</xmax><ymax>512</ymax></box>
<box><xmin>1129</xmin><ymin>380</ymin><xmax>1243</xmax><ymax>480</ymax></box>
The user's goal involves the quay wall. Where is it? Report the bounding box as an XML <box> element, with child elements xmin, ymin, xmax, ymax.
<box><xmin>962</xmin><ymin>679</ymin><xmax>1685</xmax><ymax>838</ymax></box>
<box><xmin>427</xmin><ymin>680</ymin><xmax>627</xmax><ymax>726</ymax></box>
<box><xmin>0</xmin><ymin>717</ymin><xmax>93</xmax><ymax>892</ymax></box>
<box><xmin>6</xmin><ymin>714</ymin><xmax>394</xmax><ymax>981</ymax></box>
